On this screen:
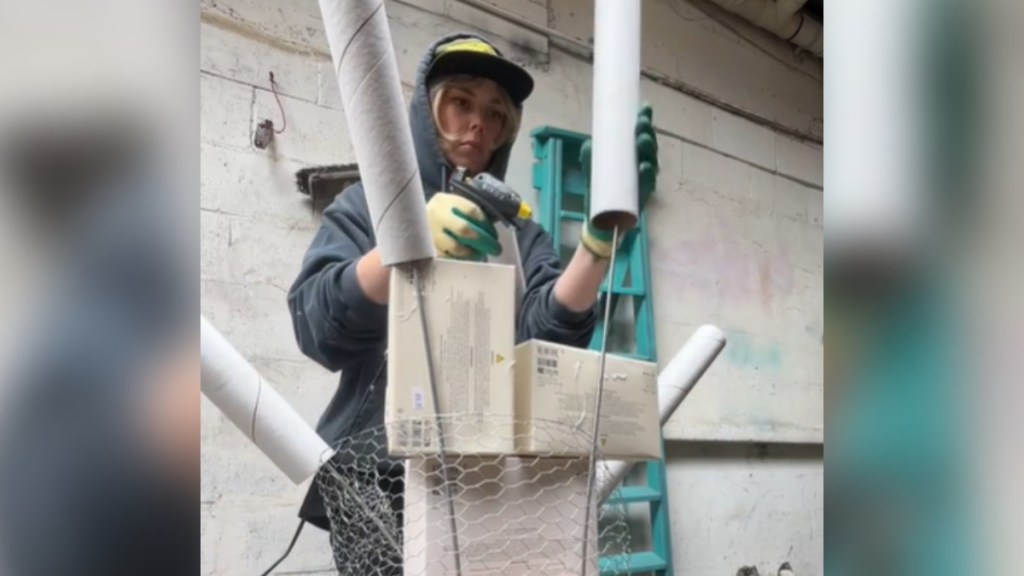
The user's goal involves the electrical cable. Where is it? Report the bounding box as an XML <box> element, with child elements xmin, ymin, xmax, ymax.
<box><xmin>257</xmin><ymin>519</ymin><xmax>306</xmax><ymax>576</ymax></box>
<box><xmin>268</xmin><ymin>72</ymin><xmax>288</xmax><ymax>134</ymax></box>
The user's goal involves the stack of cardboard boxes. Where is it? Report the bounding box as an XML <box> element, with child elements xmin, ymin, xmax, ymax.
<box><xmin>402</xmin><ymin>456</ymin><xmax>596</xmax><ymax>576</ymax></box>
<box><xmin>386</xmin><ymin>259</ymin><xmax>660</xmax><ymax>575</ymax></box>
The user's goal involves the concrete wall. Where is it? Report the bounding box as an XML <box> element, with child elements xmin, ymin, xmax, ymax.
<box><xmin>200</xmin><ymin>0</ymin><xmax>823</xmax><ymax>574</ymax></box>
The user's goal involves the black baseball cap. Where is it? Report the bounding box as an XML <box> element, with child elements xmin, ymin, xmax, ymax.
<box><xmin>426</xmin><ymin>37</ymin><xmax>534</xmax><ymax>105</ymax></box>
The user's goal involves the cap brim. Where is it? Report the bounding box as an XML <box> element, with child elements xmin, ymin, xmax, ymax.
<box><xmin>427</xmin><ymin>51</ymin><xmax>534</xmax><ymax>105</ymax></box>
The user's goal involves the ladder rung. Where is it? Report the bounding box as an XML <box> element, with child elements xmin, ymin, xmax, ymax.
<box><xmin>599</xmin><ymin>551</ymin><xmax>669</xmax><ymax>574</ymax></box>
<box><xmin>606</xmin><ymin>485</ymin><xmax>661</xmax><ymax>505</ymax></box>
<box><xmin>600</xmin><ymin>285</ymin><xmax>644</xmax><ymax>297</ymax></box>
<box><xmin>563</xmin><ymin>187</ymin><xmax>587</xmax><ymax>197</ymax></box>
<box><xmin>559</xmin><ymin>210</ymin><xmax>585</xmax><ymax>221</ymax></box>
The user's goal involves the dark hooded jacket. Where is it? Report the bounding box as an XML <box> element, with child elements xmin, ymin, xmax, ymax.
<box><xmin>287</xmin><ymin>32</ymin><xmax>596</xmax><ymax>528</ymax></box>
<box><xmin>0</xmin><ymin>158</ymin><xmax>195</xmax><ymax>576</ymax></box>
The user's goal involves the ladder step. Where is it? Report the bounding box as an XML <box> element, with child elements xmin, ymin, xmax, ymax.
<box><xmin>606</xmin><ymin>485</ymin><xmax>661</xmax><ymax>505</ymax></box>
<box><xmin>599</xmin><ymin>285</ymin><xmax>644</xmax><ymax>297</ymax></box>
<box><xmin>559</xmin><ymin>210</ymin><xmax>585</xmax><ymax>221</ymax></box>
<box><xmin>599</xmin><ymin>551</ymin><xmax>669</xmax><ymax>574</ymax></box>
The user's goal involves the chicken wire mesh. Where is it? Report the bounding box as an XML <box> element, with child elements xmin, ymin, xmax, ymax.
<box><xmin>316</xmin><ymin>415</ymin><xmax>635</xmax><ymax>576</ymax></box>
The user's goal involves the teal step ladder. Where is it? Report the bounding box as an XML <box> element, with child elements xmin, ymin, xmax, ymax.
<box><xmin>531</xmin><ymin>126</ymin><xmax>675</xmax><ymax>576</ymax></box>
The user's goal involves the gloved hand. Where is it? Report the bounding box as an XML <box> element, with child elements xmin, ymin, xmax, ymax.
<box><xmin>426</xmin><ymin>192</ymin><xmax>502</xmax><ymax>261</ymax></box>
<box><xmin>579</xmin><ymin>215</ymin><xmax>618</xmax><ymax>259</ymax></box>
<box><xmin>578</xmin><ymin>103</ymin><xmax>659</xmax><ymax>258</ymax></box>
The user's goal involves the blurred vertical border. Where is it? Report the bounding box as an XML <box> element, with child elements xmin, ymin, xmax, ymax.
<box><xmin>825</xmin><ymin>0</ymin><xmax>983</xmax><ymax>574</ymax></box>
<box><xmin>0</xmin><ymin>2</ymin><xmax>199</xmax><ymax>575</ymax></box>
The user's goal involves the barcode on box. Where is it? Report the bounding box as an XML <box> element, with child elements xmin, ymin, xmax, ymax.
<box><xmin>538</xmin><ymin>358</ymin><xmax>559</xmax><ymax>375</ymax></box>
<box><xmin>413</xmin><ymin>387</ymin><xmax>425</xmax><ymax>411</ymax></box>
<box><xmin>537</xmin><ymin>346</ymin><xmax>559</xmax><ymax>375</ymax></box>
<box><xmin>397</xmin><ymin>419</ymin><xmax>434</xmax><ymax>448</ymax></box>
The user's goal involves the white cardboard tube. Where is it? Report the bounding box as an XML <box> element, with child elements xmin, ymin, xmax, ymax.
<box><xmin>589</xmin><ymin>0</ymin><xmax>641</xmax><ymax>232</ymax></box>
<box><xmin>596</xmin><ymin>325</ymin><xmax>726</xmax><ymax>503</ymax></box>
<box><xmin>200</xmin><ymin>316</ymin><xmax>332</xmax><ymax>484</ymax></box>
<box><xmin>317</xmin><ymin>0</ymin><xmax>434</xmax><ymax>266</ymax></box>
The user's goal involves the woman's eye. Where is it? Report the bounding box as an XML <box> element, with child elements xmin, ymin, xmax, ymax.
<box><xmin>453</xmin><ymin>97</ymin><xmax>470</xmax><ymax>110</ymax></box>
<box><xmin>487</xmin><ymin>109</ymin><xmax>505</xmax><ymax>121</ymax></box>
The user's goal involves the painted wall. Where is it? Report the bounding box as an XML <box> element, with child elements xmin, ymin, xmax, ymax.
<box><xmin>199</xmin><ymin>0</ymin><xmax>823</xmax><ymax>574</ymax></box>
<box><xmin>662</xmin><ymin>442</ymin><xmax>823</xmax><ymax>574</ymax></box>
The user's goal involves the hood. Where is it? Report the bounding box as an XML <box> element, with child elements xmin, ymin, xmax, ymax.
<box><xmin>408</xmin><ymin>32</ymin><xmax>521</xmax><ymax>194</ymax></box>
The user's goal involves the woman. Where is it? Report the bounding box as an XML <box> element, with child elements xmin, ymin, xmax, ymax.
<box><xmin>287</xmin><ymin>32</ymin><xmax>655</xmax><ymax>572</ymax></box>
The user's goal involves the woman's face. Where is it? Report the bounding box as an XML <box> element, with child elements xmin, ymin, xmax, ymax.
<box><xmin>435</xmin><ymin>78</ymin><xmax>510</xmax><ymax>174</ymax></box>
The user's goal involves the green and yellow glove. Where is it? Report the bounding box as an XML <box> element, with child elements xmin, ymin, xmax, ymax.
<box><xmin>579</xmin><ymin>216</ymin><xmax>618</xmax><ymax>259</ymax></box>
<box><xmin>579</xmin><ymin>103</ymin><xmax>660</xmax><ymax>258</ymax></box>
<box><xmin>426</xmin><ymin>192</ymin><xmax>502</xmax><ymax>261</ymax></box>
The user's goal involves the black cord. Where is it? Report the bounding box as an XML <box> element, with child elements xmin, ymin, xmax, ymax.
<box><xmin>258</xmin><ymin>352</ymin><xmax>388</xmax><ymax>575</ymax></box>
<box><xmin>258</xmin><ymin>519</ymin><xmax>306</xmax><ymax>576</ymax></box>
<box><xmin>785</xmin><ymin>13</ymin><xmax>806</xmax><ymax>42</ymax></box>
<box><xmin>269</xmin><ymin>72</ymin><xmax>287</xmax><ymax>134</ymax></box>
<box><xmin>258</xmin><ymin>352</ymin><xmax>388</xmax><ymax>576</ymax></box>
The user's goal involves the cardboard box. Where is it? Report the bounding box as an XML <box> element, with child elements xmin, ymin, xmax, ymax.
<box><xmin>514</xmin><ymin>341</ymin><xmax>661</xmax><ymax>460</ymax></box>
<box><xmin>403</xmin><ymin>456</ymin><xmax>598</xmax><ymax>576</ymax></box>
<box><xmin>386</xmin><ymin>259</ymin><xmax>517</xmax><ymax>457</ymax></box>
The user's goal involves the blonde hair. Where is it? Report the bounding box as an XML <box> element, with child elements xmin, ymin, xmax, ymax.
<box><xmin>429</xmin><ymin>74</ymin><xmax>521</xmax><ymax>152</ymax></box>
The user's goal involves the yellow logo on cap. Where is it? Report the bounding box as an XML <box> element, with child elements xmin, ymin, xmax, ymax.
<box><xmin>437</xmin><ymin>39</ymin><xmax>498</xmax><ymax>57</ymax></box>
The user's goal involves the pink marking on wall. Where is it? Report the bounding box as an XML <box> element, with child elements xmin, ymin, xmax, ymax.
<box><xmin>652</xmin><ymin>238</ymin><xmax>795</xmax><ymax>309</ymax></box>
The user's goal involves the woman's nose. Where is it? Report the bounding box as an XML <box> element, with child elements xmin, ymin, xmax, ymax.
<box><xmin>465</xmin><ymin>113</ymin><xmax>484</xmax><ymax>138</ymax></box>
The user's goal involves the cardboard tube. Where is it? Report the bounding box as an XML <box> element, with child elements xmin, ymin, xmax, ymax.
<box><xmin>317</xmin><ymin>0</ymin><xmax>434</xmax><ymax>266</ymax></box>
<box><xmin>589</xmin><ymin>0</ymin><xmax>642</xmax><ymax>233</ymax></box>
<box><xmin>596</xmin><ymin>325</ymin><xmax>726</xmax><ymax>502</ymax></box>
<box><xmin>200</xmin><ymin>316</ymin><xmax>332</xmax><ymax>484</ymax></box>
